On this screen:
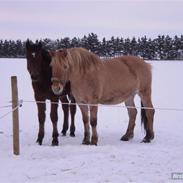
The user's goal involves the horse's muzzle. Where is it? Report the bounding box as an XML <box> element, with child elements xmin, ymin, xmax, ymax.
<box><xmin>51</xmin><ymin>84</ymin><xmax>63</xmax><ymax>96</ymax></box>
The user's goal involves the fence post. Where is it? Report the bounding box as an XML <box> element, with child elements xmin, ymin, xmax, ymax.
<box><xmin>11</xmin><ymin>76</ymin><xmax>20</xmax><ymax>155</ymax></box>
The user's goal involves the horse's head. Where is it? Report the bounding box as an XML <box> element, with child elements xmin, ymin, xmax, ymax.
<box><xmin>25</xmin><ymin>40</ymin><xmax>51</xmax><ymax>83</ymax></box>
<box><xmin>49</xmin><ymin>49</ymin><xmax>70</xmax><ymax>95</ymax></box>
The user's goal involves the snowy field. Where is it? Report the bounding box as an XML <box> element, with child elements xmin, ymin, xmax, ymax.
<box><xmin>0</xmin><ymin>59</ymin><xmax>183</xmax><ymax>183</ymax></box>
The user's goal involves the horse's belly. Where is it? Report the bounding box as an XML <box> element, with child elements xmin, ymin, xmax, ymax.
<box><xmin>100</xmin><ymin>89</ymin><xmax>137</xmax><ymax>105</ymax></box>
<box><xmin>100</xmin><ymin>95</ymin><xmax>128</xmax><ymax>105</ymax></box>
<box><xmin>100</xmin><ymin>98</ymin><xmax>124</xmax><ymax>105</ymax></box>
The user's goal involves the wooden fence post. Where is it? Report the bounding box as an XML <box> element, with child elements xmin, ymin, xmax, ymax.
<box><xmin>11</xmin><ymin>76</ymin><xmax>20</xmax><ymax>155</ymax></box>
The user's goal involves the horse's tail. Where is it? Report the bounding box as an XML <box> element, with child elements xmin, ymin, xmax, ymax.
<box><xmin>141</xmin><ymin>101</ymin><xmax>148</xmax><ymax>130</ymax></box>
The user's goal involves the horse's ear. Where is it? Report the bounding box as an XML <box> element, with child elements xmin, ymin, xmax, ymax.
<box><xmin>48</xmin><ymin>50</ymin><xmax>55</xmax><ymax>57</ymax></box>
<box><xmin>38</xmin><ymin>41</ymin><xmax>42</xmax><ymax>49</ymax></box>
<box><xmin>25</xmin><ymin>39</ymin><xmax>31</xmax><ymax>50</ymax></box>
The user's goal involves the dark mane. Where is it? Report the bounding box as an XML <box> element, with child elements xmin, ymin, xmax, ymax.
<box><xmin>40</xmin><ymin>49</ymin><xmax>52</xmax><ymax>85</ymax></box>
<box><xmin>35</xmin><ymin>48</ymin><xmax>52</xmax><ymax>90</ymax></box>
<box><xmin>42</xmin><ymin>49</ymin><xmax>52</xmax><ymax>64</ymax></box>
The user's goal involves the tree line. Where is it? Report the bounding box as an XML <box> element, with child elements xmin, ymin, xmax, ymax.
<box><xmin>0</xmin><ymin>33</ymin><xmax>183</xmax><ymax>60</ymax></box>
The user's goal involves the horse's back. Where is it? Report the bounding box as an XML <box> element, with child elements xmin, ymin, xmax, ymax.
<box><xmin>105</xmin><ymin>55</ymin><xmax>151</xmax><ymax>74</ymax></box>
<box><xmin>118</xmin><ymin>56</ymin><xmax>152</xmax><ymax>91</ymax></box>
<box><xmin>108</xmin><ymin>55</ymin><xmax>149</xmax><ymax>68</ymax></box>
<box><xmin>104</xmin><ymin>56</ymin><xmax>152</xmax><ymax>91</ymax></box>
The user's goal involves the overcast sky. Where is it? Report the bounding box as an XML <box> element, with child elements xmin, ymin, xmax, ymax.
<box><xmin>0</xmin><ymin>0</ymin><xmax>183</xmax><ymax>40</ymax></box>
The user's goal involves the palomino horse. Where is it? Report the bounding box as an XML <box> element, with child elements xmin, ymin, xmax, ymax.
<box><xmin>25</xmin><ymin>40</ymin><xmax>76</xmax><ymax>146</ymax></box>
<box><xmin>49</xmin><ymin>48</ymin><xmax>155</xmax><ymax>145</ymax></box>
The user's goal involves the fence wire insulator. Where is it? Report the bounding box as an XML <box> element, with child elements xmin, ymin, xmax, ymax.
<box><xmin>18</xmin><ymin>99</ymin><xmax>23</xmax><ymax>107</ymax></box>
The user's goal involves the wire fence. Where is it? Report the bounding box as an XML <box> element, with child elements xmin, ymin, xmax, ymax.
<box><xmin>0</xmin><ymin>98</ymin><xmax>183</xmax><ymax>121</ymax></box>
<box><xmin>22</xmin><ymin>99</ymin><xmax>183</xmax><ymax>111</ymax></box>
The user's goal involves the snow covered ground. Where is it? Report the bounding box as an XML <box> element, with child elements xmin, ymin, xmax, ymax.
<box><xmin>0</xmin><ymin>59</ymin><xmax>183</xmax><ymax>183</ymax></box>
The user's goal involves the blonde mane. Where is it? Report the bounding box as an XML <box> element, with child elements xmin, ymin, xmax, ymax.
<box><xmin>66</xmin><ymin>48</ymin><xmax>102</xmax><ymax>73</ymax></box>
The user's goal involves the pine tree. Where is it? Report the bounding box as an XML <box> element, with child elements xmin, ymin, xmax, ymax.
<box><xmin>130</xmin><ymin>37</ymin><xmax>138</xmax><ymax>56</ymax></box>
<box><xmin>124</xmin><ymin>38</ymin><xmax>132</xmax><ymax>55</ymax></box>
<box><xmin>87</xmin><ymin>33</ymin><xmax>100</xmax><ymax>54</ymax></box>
<box><xmin>70</xmin><ymin>37</ymin><xmax>80</xmax><ymax>48</ymax></box>
<box><xmin>61</xmin><ymin>37</ymin><xmax>71</xmax><ymax>48</ymax></box>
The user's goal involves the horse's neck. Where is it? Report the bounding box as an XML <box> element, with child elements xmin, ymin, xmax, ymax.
<box><xmin>42</xmin><ymin>71</ymin><xmax>52</xmax><ymax>86</ymax></box>
<box><xmin>34</xmin><ymin>69</ymin><xmax>52</xmax><ymax>89</ymax></box>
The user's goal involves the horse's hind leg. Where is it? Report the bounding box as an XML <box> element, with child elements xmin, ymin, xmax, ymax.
<box><xmin>50</xmin><ymin>99</ymin><xmax>59</xmax><ymax>146</ymax></box>
<box><xmin>121</xmin><ymin>95</ymin><xmax>137</xmax><ymax>141</ymax></box>
<box><xmin>139</xmin><ymin>90</ymin><xmax>155</xmax><ymax>143</ymax></box>
<box><xmin>69</xmin><ymin>97</ymin><xmax>76</xmax><ymax>137</ymax></box>
<box><xmin>60</xmin><ymin>96</ymin><xmax>69</xmax><ymax>136</ymax></box>
<box><xmin>90</xmin><ymin>106</ymin><xmax>98</xmax><ymax>145</ymax></box>
<box><xmin>36</xmin><ymin>101</ymin><xmax>46</xmax><ymax>145</ymax></box>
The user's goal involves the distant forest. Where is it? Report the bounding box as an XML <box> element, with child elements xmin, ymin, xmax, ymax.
<box><xmin>0</xmin><ymin>33</ymin><xmax>183</xmax><ymax>60</ymax></box>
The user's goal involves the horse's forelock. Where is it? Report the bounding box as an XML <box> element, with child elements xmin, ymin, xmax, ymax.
<box><xmin>54</xmin><ymin>50</ymin><xmax>72</xmax><ymax>70</ymax></box>
<box><xmin>51</xmin><ymin>53</ymin><xmax>65</xmax><ymax>71</ymax></box>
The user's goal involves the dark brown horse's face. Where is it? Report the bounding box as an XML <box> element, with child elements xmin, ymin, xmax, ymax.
<box><xmin>26</xmin><ymin>41</ymin><xmax>44</xmax><ymax>82</ymax></box>
<box><xmin>50</xmin><ymin>50</ymin><xmax>69</xmax><ymax>95</ymax></box>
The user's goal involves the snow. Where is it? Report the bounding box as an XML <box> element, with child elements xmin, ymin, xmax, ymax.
<box><xmin>0</xmin><ymin>59</ymin><xmax>183</xmax><ymax>183</ymax></box>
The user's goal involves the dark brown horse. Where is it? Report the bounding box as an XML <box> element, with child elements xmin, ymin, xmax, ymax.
<box><xmin>50</xmin><ymin>48</ymin><xmax>155</xmax><ymax>145</ymax></box>
<box><xmin>25</xmin><ymin>40</ymin><xmax>76</xmax><ymax>146</ymax></box>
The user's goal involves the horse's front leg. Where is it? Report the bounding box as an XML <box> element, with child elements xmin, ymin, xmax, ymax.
<box><xmin>79</xmin><ymin>105</ymin><xmax>90</xmax><ymax>145</ymax></box>
<box><xmin>69</xmin><ymin>96</ymin><xmax>76</xmax><ymax>137</ymax></box>
<box><xmin>121</xmin><ymin>96</ymin><xmax>137</xmax><ymax>141</ymax></box>
<box><xmin>90</xmin><ymin>105</ymin><xmax>98</xmax><ymax>145</ymax></box>
<box><xmin>50</xmin><ymin>99</ymin><xmax>59</xmax><ymax>146</ymax></box>
<box><xmin>60</xmin><ymin>96</ymin><xmax>69</xmax><ymax>136</ymax></box>
<box><xmin>36</xmin><ymin>101</ymin><xmax>46</xmax><ymax>145</ymax></box>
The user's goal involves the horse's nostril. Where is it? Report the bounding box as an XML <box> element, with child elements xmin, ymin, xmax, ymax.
<box><xmin>52</xmin><ymin>85</ymin><xmax>63</xmax><ymax>95</ymax></box>
<box><xmin>53</xmin><ymin>86</ymin><xmax>60</xmax><ymax>92</ymax></box>
<box><xmin>56</xmin><ymin>87</ymin><xmax>60</xmax><ymax>91</ymax></box>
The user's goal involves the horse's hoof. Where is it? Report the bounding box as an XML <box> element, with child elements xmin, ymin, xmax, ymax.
<box><xmin>91</xmin><ymin>141</ymin><xmax>97</xmax><ymax>146</ymax></box>
<box><xmin>36</xmin><ymin>139</ymin><xmax>42</xmax><ymax>145</ymax></box>
<box><xmin>141</xmin><ymin>132</ymin><xmax>154</xmax><ymax>143</ymax></box>
<box><xmin>61</xmin><ymin>131</ymin><xmax>67</xmax><ymax>136</ymax></box>
<box><xmin>70</xmin><ymin>132</ymin><xmax>75</xmax><ymax>137</ymax></box>
<box><xmin>141</xmin><ymin>138</ymin><xmax>151</xmax><ymax>143</ymax></box>
<box><xmin>91</xmin><ymin>137</ymin><xmax>98</xmax><ymax>145</ymax></box>
<box><xmin>121</xmin><ymin>136</ymin><xmax>129</xmax><ymax>141</ymax></box>
<box><xmin>52</xmin><ymin>140</ymin><xmax>59</xmax><ymax>146</ymax></box>
<box><xmin>120</xmin><ymin>134</ymin><xmax>133</xmax><ymax>141</ymax></box>
<box><xmin>82</xmin><ymin>140</ymin><xmax>90</xmax><ymax>145</ymax></box>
